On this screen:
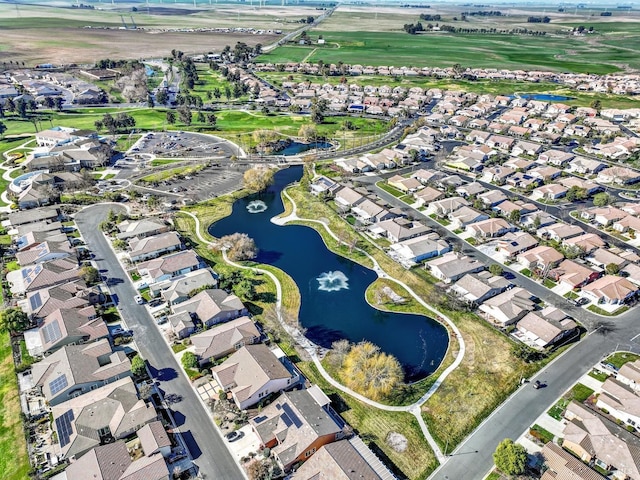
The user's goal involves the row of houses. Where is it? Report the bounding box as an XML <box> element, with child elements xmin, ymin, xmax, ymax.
<box><xmin>252</xmin><ymin>61</ymin><xmax>640</xmax><ymax>97</ymax></box>
<box><xmin>1</xmin><ymin>207</ymin><xmax>181</xmax><ymax>480</ymax></box>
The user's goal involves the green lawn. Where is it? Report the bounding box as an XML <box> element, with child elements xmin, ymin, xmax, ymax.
<box><xmin>606</xmin><ymin>352</ymin><xmax>640</xmax><ymax>370</ymax></box>
<box><xmin>138</xmin><ymin>164</ymin><xmax>204</xmax><ymax>184</ymax></box>
<box><xmin>530</xmin><ymin>424</ymin><xmax>555</xmax><ymax>445</ymax></box>
<box><xmin>0</xmin><ymin>332</ymin><xmax>30</xmax><ymax>480</ymax></box>
<box><xmin>376</xmin><ymin>181</ymin><xmax>405</xmax><ymax>198</ymax></box>
<box><xmin>548</xmin><ymin>383</ymin><xmax>595</xmax><ymax>420</ymax></box>
<box><xmin>588</xmin><ymin>370</ymin><xmax>609</xmax><ymax>382</ymax></box>
<box><xmin>587</xmin><ymin>304</ymin><xmax>629</xmax><ymax>316</ymax></box>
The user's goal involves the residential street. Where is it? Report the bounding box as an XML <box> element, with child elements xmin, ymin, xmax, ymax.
<box><xmin>74</xmin><ymin>204</ymin><xmax>243</xmax><ymax>480</ymax></box>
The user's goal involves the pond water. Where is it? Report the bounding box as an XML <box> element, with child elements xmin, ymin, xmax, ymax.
<box><xmin>279</xmin><ymin>141</ymin><xmax>333</xmax><ymax>156</ymax></box>
<box><xmin>511</xmin><ymin>93</ymin><xmax>575</xmax><ymax>102</ymax></box>
<box><xmin>208</xmin><ymin>166</ymin><xmax>448</xmax><ymax>381</ymax></box>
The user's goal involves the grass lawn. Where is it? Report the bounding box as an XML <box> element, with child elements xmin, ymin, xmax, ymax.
<box><xmin>376</xmin><ymin>181</ymin><xmax>405</xmax><ymax>198</ymax></box>
<box><xmin>542</xmin><ymin>278</ymin><xmax>557</xmax><ymax>289</ymax></box>
<box><xmin>5</xmin><ymin>261</ymin><xmax>20</xmax><ymax>272</ymax></box>
<box><xmin>0</xmin><ymin>332</ymin><xmax>30</xmax><ymax>480</ymax></box>
<box><xmin>547</xmin><ymin>383</ymin><xmax>595</xmax><ymax>420</ymax></box>
<box><xmin>172</xmin><ymin>344</ymin><xmax>187</xmax><ymax>354</ymax></box>
<box><xmin>587</xmin><ymin>304</ymin><xmax>629</xmax><ymax>316</ymax></box>
<box><xmin>530</xmin><ymin>424</ymin><xmax>555</xmax><ymax>445</ymax></box>
<box><xmin>588</xmin><ymin>370</ymin><xmax>609</xmax><ymax>382</ymax></box>
<box><xmin>564</xmin><ymin>291</ymin><xmax>579</xmax><ymax>300</ymax></box>
<box><xmin>138</xmin><ymin>164</ymin><xmax>205</xmax><ymax>184</ymax></box>
<box><xmin>606</xmin><ymin>352</ymin><xmax>640</xmax><ymax>370</ymax></box>
<box><xmin>150</xmin><ymin>159</ymin><xmax>181</xmax><ymax>167</ymax></box>
<box><xmin>520</xmin><ymin>268</ymin><xmax>532</xmax><ymax>277</ymax></box>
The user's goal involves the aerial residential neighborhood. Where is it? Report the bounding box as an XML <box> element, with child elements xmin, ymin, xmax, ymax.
<box><xmin>3</xmin><ymin>2</ymin><xmax>640</xmax><ymax>480</ymax></box>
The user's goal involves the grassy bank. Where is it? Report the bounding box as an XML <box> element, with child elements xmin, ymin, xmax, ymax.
<box><xmin>0</xmin><ymin>332</ymin><xmax>30</xmax><ymax>480</ymax></box>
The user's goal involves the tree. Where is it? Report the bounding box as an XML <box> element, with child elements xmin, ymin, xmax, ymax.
<box><xmin>131</xmin><ymin>354</ymin><xmax>146</xmax><ymax>376</ymax></box>
<box><xmin>44</xmin><ymin>96</ymin><xmax>55</xmax><ymax>109</ymax></box>
<box><xmin>340</xmin><ymin>341</ymin><xmax>403</xmax><ymax>401</ymax></box>
<box><xmin>0</xmin><ymin>120</ymin><xmax>6</xmax><ymax>140</ymax></box>
<box><xmin>206</xmin><ymin>113</ymin><xmax>217</xmax><ymax>128</ymax></box>
<box><xmin>177</xmin><ymin>105</ymin><xmax>192</xmax><ymax>125</ymax></box>
<box><xmin>214</xmin><ymin>233</ymin><xmax>258</xmax><ymax>261</ymax></box>
<box><xmin>181</xmin><ymin>351</ymin><xmax>198</xmax><ymax>370</ymax></box>
<box><xmin>156</xmin><ymin>89</ymin><xmax>168</xmax><ymax>105</ymax></box>
<box><xmin>243</xmin><ymin>167</ymin><xmax>275</xmax><ymax>193</ymax></box>
<box><xmin>298</xmin><ymin>124</ymin><xmax>317</xmax><ymax>142</ymax></box>
<box><xmin>508</xmin><ymin>209</ymin><xmax>521</xmax><ymax>224</ymax></box>
<box><xmin>605</xmin><ymin>262</ymin><xmax>620</xmax><ymax>275</ymax></box>
<box><xmin>54</xmin><ymin>96</ymin><xmax>64</xmax><ymax>111</ymax></box>
<box><xmin>590</xmin><ymin>99</ymin><xmax>602</xmax><ymax>110</ymax></box>
<box><xmin>0</xmin><ymin>308</ymin><xmax>29</xmax><ymax>335</ymax></box>
<box><xmin>166</xmin><ymin>110</ymin><xmax>176</xmax><ymax>125</ymax></box>
<box><xmin>80</xmin><ymin>265</ymin><xmax>100</xmax><ymax>285</ymax></box>
<box><xmin>493</xmin><ymin>439</ymin><xmax>527</xmax><ymax>476</ymax></box>
<box><xmin>593</xmin><ymin>192</ymin><xmax>612</xmax><ymax>207</ymax></box>
<box><xmin>247</xmin><ymin>459</ymin><xmax>271</xmax><ymax>480</ymax></box>
<box><xmin>233</xmin><ymin>278</ymin><xmax>257</xmax><ymax>301</ymax></box>
<box><xmin>489</xmin><ymin>264</ymin><xmax>504</xmax><ymax>276</ymax></box>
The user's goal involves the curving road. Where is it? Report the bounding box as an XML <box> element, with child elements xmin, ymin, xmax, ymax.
<box><xmin>75</xmin><ymin>204</ymin><xmax>243</xmax><ymax>480</ymax></box>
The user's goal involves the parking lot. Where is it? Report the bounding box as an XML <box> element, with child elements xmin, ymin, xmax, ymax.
<box><xmin>130</xmin><ymin>131</ymin><xmax>239</xmax><ymax>158</ymax></box>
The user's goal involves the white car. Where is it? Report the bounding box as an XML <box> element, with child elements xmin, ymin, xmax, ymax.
<box><xmin>134</xmin><ymin>295</ymin><xmax>144</xmax><ymax>305</ymax></box>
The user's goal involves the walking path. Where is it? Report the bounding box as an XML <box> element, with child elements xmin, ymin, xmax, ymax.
<box><xmin>181</xmin><ymin>184</ymin><xmax>468</xmax><ymax>463</ymax></box>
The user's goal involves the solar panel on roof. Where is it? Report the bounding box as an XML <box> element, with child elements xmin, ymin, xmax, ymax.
<box><xmin>29</xmin><ymin>292</ymin><xmax>43</xmax><ymax>311</ymax></box>
<box><xmin>55</xmin><ymin>410</ymin><xmax>74</xmax><ymax>447</ymax></box>
<box><xmin>281</xmin><ymin>403</ymin><xmax>303</xmax><ymax>428</ymax></box>
<box><xmin>49</xmin><ymin>374</ymin><xmax>68</xmax><ymax>395</ymax></box>
<box><xmin>42</xmin><ymin>321</ymin><xmax>62</xmax><ymax>344</ymax></box>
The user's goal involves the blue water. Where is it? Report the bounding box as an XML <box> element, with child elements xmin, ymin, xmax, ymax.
<box><xmin>145</xmin><ymin>65</ymin><xmax>155</xmax><ymax>77</ymax></box>
<box><xmin>279</xmin><ymin>141</ymin><xmax>333</xmax><ymax>156</ymax></box>
<box><xmin>510</xmin><ymin>93</ymin><xmax>574</xmax><ymax>101</ymax></box>
<box><xmin>208</xmin><ymin>166</ymin><xmax>448</xmax><ymax>381</ymax></box>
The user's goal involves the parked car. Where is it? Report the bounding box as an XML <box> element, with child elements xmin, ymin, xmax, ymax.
<box><xmin>225</xmin><ymin>431</ymin><xmax>244</xmax><ymax>443</ymax></box>
<box><xmin>112</xmin><ymin>327</ymin><xmax>133</xmax><ymax>337</ymax></box>
<box><xmin>134</xmin><ymin>295</ymin><xmax>145</xmax><ymax>305</ymax></box>
<box><xmin>575</xmin><ymin>297</ymin><xmax>589</xmax><ymax>306</ymax></box>
<box><xmin>533</xmin><ymin>380</ymin><xmax>541</xmax><ymax>389</ymax></box>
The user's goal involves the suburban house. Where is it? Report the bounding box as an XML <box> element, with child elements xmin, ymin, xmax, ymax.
<box><xmin>172</xmin><ymin>288</ymin><xmax>247</xmax><ymax>327</ymax></box>
<box><xmin>538</xmin><ymin>150</ymin><xmax>575</xmax><ymax>166</ymax></box>
<box><xmin>15</xmin><ymin>239</ymin><xmax>74</xmax><ymax>266</ymax></box>
<box><xmin>513</xmin><ymin>309</ymin><xmax>577</xmax><ymax>349</ymax></box>
<box><xmin>116</xmin><ymin>218</ymin><xmax>170</xmax><ymax>241</ymax></box>
<box><xmin>167</xmin><ymin>311</ymin><xmax>195</xmax><ymax>339</ymax></box>
<box><xmin>623</xmin><ymin>263</ymin><xmax>640</xmax><ymax>286</ymax></box>
<box><xmin>310</xmin><ymin>176</ymin><xmax>341</xmax><ymax>197</ymax></box>
<box><xmin>582</xmin><ymin>275</ymin><xmax>638</xmax><ymax>305</ymax></box>
<box><xmin>448</xmin><ymin>206</ymin><xmax>489</xmax><ymax>230</ymax></box>
<box><xmin>479</xmin><ymin>287</ymin><xmax>536</xmax><ymax>326</ymax></box>
<box><xmin>137</xmin><ymin>250</ymin><xmax>203</xmax><ymax>284</ymax></box>
<box><xmin>7</xmin><ymin>258</ymin><xmax>81</xmax><ymax>295</ymax></box>
<box><xmin>613</xmin><ymin>215</ymin><xmax>640</xmax><ymax>234</ymax></box>
<box><xmin>191</xmin><ymin>316</ymin><xmax>261</xmax><ymax>366</ymax></box>
<box><xmin>563</xmin><ymin>233</ymin><xmax>606</xmax><ymax>254</ymax></box>
<box><xmin>581</xmin><ymin>207</ymin><xmax>628</xmax><ymax>227</ymax></box>
<box><xmin>389</xmin><ymin>235</ymin><xmax>450</xmax><ymax>263</ymax></box>
<box><xmin>152</xmin><ymin>268</ymin><xmax>218</xmax><ymax>305</ymax></box>
<box><xmin>22</xmin><ymin>280</ymin><xmax>103</xmax><ymax>320</ymax></box>
<box><xmin>426</xmin><ymin>197</ymin><xmax>469</xmax><ymax>217</ymax></box>
<box><xmin>351</xmin><ymin>199</ymin><xmax>396</xmax><ymax>224</ymax></box>
<box><xmin>530</xmin><ymin>183</ymin><xmax>568</xmax><ymax>201</ymax></box>
<box><xmin>537</xmin><ymin>223</ymin><xmax>584</xmax><ymax>242</ymax></box>
<box><xmin>563</xmin><ymin>401</ymin><xmax>640</xmax><ymax>480</ymax></box>
<box><xmin>15</xmin><ymin>220</ymin><xmax>63</xmax><ymax>236</ymax></box>
<box><xmin>586</xmin><ymin>248</ymin><xmax>628</xmax><ymax>270</ymax></box>
<box><xmin>449</xmin><ymin>271</ymin><xmax>511</xmax><ymax>305</ymax></box>
<box><xmin>539</xmin><ymin>442</ymin><xmax>606</xmax><ymax>480</ymax></box>
<box><xmin>518</xmin><ymin>245</ymin><xmax>564</xmax><ymax>271</ymax></box>
<box><xmin>427</xmin><ymin>252</ymin><xmax>485</xmax><ymax>283</ymax></box>
<box><xmin>334</xmin><ymin>186</ymin><xmax>365</xmax><ymax>209</ymax></box>
<box><xmin>456</xmin><ymin>182</ymin><xmax>486</xmax><ymax>198</ymax></box>
<box><xmin>414</xmin><ymin>186</ymin><xmax>445</xmax><ymax>206</ymax></box>
<box><xmin>33</xmin><ymin>306</ymin><xmax>107</xmax><ymax>356</ymax></box>
<box><xmin>8</xmin><ymin>207</ymin><xmax>59</xmax><ymax>227</ymax></box>
<box><xmin>466</xmin><ymin>218</ymin><xmax>515</xmax><ymax>239</ymax></box>
<box><xmin>596</xmin><ymin>377</ymin><xmax>640</xmax><ymax>429</ymax></box>
<box><xmin>212</xmin><ymin>344</ymin><xmax>299</xmax><ymax>410</ymax></box>
<box><xmin>557</xmin><ymin>177</ymin><xmax>602</xmax><ymax>196</ymax></box>
<box><xmin>568</xmin><ymin>157</ymin><xmax>607</xmax><ymax>175</ymax></box>
<box><xmin>50</xmin><ymin>376</ymin><xmax>158</xmax><ymax>460</ymax></box>
<box><xmin>617</xmin><ymin>360</ymin><xmax>640</xmax><ymax>393</ymax></box>
<box><xmin>370</xmin><ymin>218</ymin><xmax>429</xmax><ymax>243</ymax></box>
<box><xmin>64</xmin><ymin>440</ymin><xmax>170</xmax><ymax>480</ymax></box>
<box><xmin>478</xmin><ymin>190</ymin><xmax>508</xmax><ymax>207</ymax></box>
<box><xmin>250</xmin><ymin>386</ymin><xmax>344</xmax><ymax>472</ymax></box>
<box><xmin>291</xmin><ymin>439</ymin><xmax>390</xmax><ymax>480</ymax></box>
<box><xmin>496</xmin><ymin>231</ymin><xmax>538</xmax><ymax>257</ymax></box>
<box><xmin>137</xmin><ymin>420</ymin><xmax>172</xmax><ymax>458</ymax></box>
<box><xmin>127</xmin><ymin>231</ymin><xmax>182</xmax><ymax>263</ymax></box>
<box><xmin>597</xmin><ymin>166</ymin><xmax>640</xmax><ymax>185</ymax></box>
<box><xmin>387</xmin><ymin>175</ymin><xmax>422</xmax><ymax>193</ymax></box>
<box><xmin>549</xmin><ymin>260</ymin><xmax>600</xmax><ymax>289</ymax></box>
<box><xmin>31</xmin><ymin>339</ymin><xmax>132</xmax><ymax>406</ymax></box>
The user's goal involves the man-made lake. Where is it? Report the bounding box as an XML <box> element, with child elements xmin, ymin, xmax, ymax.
<box><xmin>280</xmin><ymin>141</ymin><xmax>333</xmax><ymax>156</ymax></box>
<box><xmin>209</xmin><ymin>167</ymin><xmax>448</xmax><ymax>381</ymax></box>
<box><xmin>510</xmin><ymin>93</ymin><xmax>575</xmax><ymax>102</ymax></box>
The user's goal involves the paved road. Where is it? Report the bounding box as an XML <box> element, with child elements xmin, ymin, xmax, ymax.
<box><xmin>355</xmin><ymin>177</ymin><xmax>640</xmax><ymax>478</ymax></box>
<box><xmin>75</xmin><ymin>204</ymin><xmax>242</xmax><ymax>480</ymax></box>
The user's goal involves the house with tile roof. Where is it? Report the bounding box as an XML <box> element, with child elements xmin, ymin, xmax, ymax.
<box><xmin>172</xmin><ymin>288</ymin><xmax>247</xmax><ymax>328</ymax></box>
<box><xmin>33</xmin><ymin>306</ymin><xmax>107</xmax><ymax>355</ymax></box>
<box><xmin>191</xmin><ymin>316</ymin><xmax>260</xmax><ymax>366</ymax></box>
<box><xmin>514</xmin><ymin>310</ymin><xmax>577</xmax><ymax>350</ymax></box>
<box><xmin>250</xmin><ymin>386</ymin><xmax>344</xmax><ymax>472</ymax></box>
<box><xmin>137</xmin><ymin>250</ymin><xmax>203</xmax><ymax>284</ymax></box>
<box><xmin>151</xmin><ymin>268</ymin><xmax>217</xmax><ymax>305</ymax></box>
<box><xmin>51</xmin><ymin>376</ymin><xmax>158</xmax><ymax>460</ymax></box>
<box><xmin>540</xmin><ymin>442</ymin><xmax>605</xmax><ymax>480</ymax></box>
<box><xmin>479</xmin><ymin>287</ymin><xmax>536</xmax><ymax>326</ymax></box>
<box><xmin>21</xmin><ymin>280</ymin><xmax>102</xmax><ymax>319</ymax></box>
<box><xmin>7</xmin><ymin>258</ymin><xmax>81</xmax><ymax>295</ymax></box>
<box><xmin>127</xmin><ymin>232</ymin><xmax>182</xmax><ymax>263</ymax></box>
<box><xmin>582</xmin><ymin>275</ymin><xmax>638</xmax><ymax>305</ymax></box>
<box><xmin>116</xmin><ymin>218</ymin><xmax>170</xmax><ymax>241</ymax></box>
<box><xmin>31</xmin><ymin>338</ymin><xmax>132</xmax><ymax>406</ymax></box>
<box><xmin>212</xmin><ymin>344</ymin><xmax>299</xmax><ymax>410</ymax></box>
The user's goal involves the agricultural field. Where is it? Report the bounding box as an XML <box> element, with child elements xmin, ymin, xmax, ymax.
<box><xmin>258</xmin><ymin>7</ymin><xmax>640</xmax><ymax>74</ymax></box>
<box><xmin>0</xmin><ymin>2</ymin><xmax>317</xmax><ymax>64</ymax></box>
